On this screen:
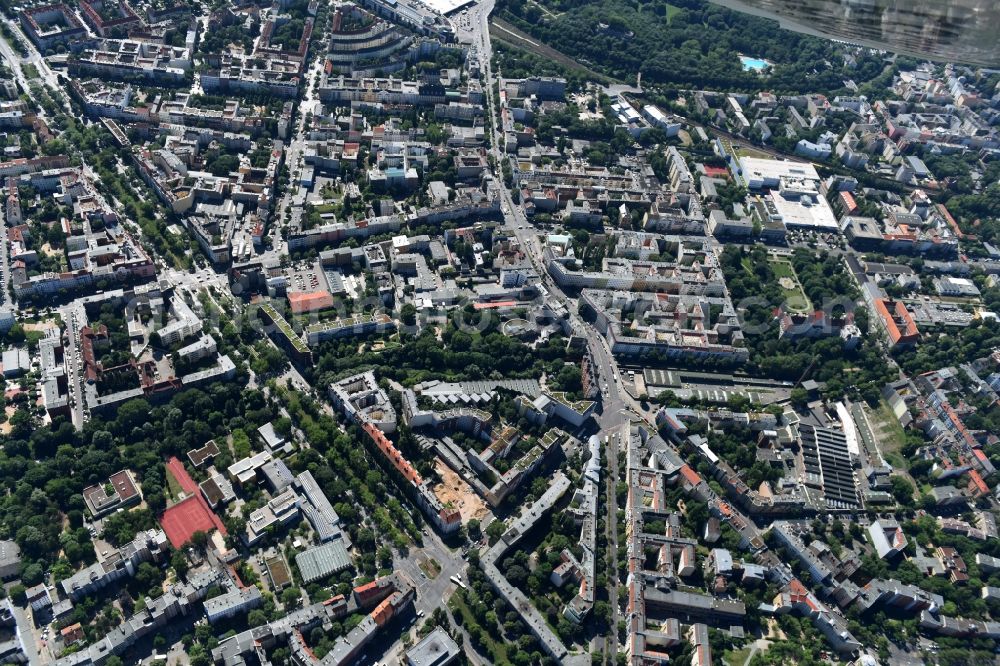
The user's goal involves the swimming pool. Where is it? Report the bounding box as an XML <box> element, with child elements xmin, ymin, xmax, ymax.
<box><xmin>739</xmin><ymin>55</ymin><xmax>771</xmax><ymax>71</ymax></box>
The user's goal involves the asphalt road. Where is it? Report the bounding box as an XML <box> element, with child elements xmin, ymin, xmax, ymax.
<box><xmin>0</xmin><ymin>209</ymin><xmax>9</xmax><ymax>307</ymax></box>
<box><xmin>58</xmin><ymin>303</ymin><xmax>87</xmax><ymax>428</ymax></box>
<box><xmin>272</xmin><ymin>42</ymin><xmax>329</xmax><ymax>261</ymax></box>
<box><xmin>10</xmin><ymin>601</ymin><xmax>43</xmax><ymax>665</ymax></box>
<box><xmin>358</xmin><ymin>527</ymin><xmax>467</xmax><ymax>664</ymax></box>
<box><xmin>0</xmin><ymin>19</ymin><xmax>71</xmax><ymax>115</ymax></box>
<box><xmin>460</xmin><ymin>6</ymin><xmax>665</xmax><ymax>654</ymax></box>
<box><xmin>602</xmin><ymin>428</ymin><xmax>622</xmax><ymax>663</ymax></box>
<box><xmin>0</xmin><ymin>24</ymin><xmax>37</xmax><ymax>106</ymax></box>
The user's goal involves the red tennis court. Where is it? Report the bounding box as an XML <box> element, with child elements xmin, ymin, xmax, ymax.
<box><xmin>160</xmin><ymin>457</ymin><xmax>228</xmax><ymax>549</ymax></box>
<box><xmin>166</xmin><ymin>456</ymin><xmax>198</xmax><ymax>493</ymax></box>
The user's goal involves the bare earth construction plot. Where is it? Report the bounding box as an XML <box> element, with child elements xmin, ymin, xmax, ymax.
<box><xmin>431</xmin><ymin>460</ymin><xmax>489</xmax><ymax>523</ymax></box>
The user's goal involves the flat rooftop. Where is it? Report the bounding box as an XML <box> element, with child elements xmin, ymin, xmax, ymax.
<box><xmin>296</xmin><ymin>540</ymin><xmax>352</xmax><ymax>583</ymax></box>
<box><xmin>422</xmin><ymin>0</ymin><xmax>473</xmax><ymax>14</ymax></box>
<box><xmin>768</xmin><ymin>191</ymin><xmax>838</xmax><ymax>230</ymax></box>
<box><xmin>406</xmin><ymin>626</ymin><xmax>461</xmax><ymax>666</ymax></box>
<box><xmin>740</xmin><ymin>156</ymin><xmax>819</xmax><ymax>184</ymax></box>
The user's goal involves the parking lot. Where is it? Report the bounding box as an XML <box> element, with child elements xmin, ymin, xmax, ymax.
<box><xmin>785</xmin><ymin>228</ymin><xmax>847</xmax><ymax>250</ymax></box>
<box><xmin>284</xmin><ymin>264</ymin><xmax>325</xmax><ymax>293</ymax></box>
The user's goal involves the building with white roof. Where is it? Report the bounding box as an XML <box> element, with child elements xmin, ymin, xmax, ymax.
<box><xmin>405</xmin><ymin>627</ymin><xmax>461</xmax><ymax>666</ymax></box>
<box><xmin>1</xmin><ymin>349</ymin><xmax>30</xmax><ymax>377</ymax></box>
<box><xmin>737</xmin><ymin>156</ymin><xmax>820</xmax><ymax>189</ymax></box>
<box><xmin>764</xmin><ymin>178</ymin><xmax>839</xmax><ymax>230</ymax></box>
<box><xmin>934</xmin><ymin>276</ymin><xmax>981</xmax><ymax>298</ymax></box>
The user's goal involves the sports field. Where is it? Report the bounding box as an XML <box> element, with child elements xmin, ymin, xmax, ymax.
<box><xmin>160</xmin><ymin>457</ymin><xmax>228</xmax><ymax>548</ymax></box>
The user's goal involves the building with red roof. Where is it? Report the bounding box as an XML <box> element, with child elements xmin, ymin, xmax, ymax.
<box><xmin>967</xmin><ymin>469</ymin><xmax>990</xmax><ymax>497</ymax></box>
<box><xmin>288</xmin><ymin>290</ymin><xmax>335</xmax><ymax>314</ymax></box>
<box><xmin>873</xmin><ymin>298</ymin><xmax>920</xmax><ymax>348</ymax></box>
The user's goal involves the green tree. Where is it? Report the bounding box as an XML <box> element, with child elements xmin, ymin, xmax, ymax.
<box><xmin>790</xmin><ymin>387</ymin><xmax>810</xmax><ymax>408</ymax></box>
<box><xmin>400</xmin><ymin>303</ymin><xmax>417</xmax><ymax>327</ymax></box>
<box><xmin>133</xmin><ymin>561</ymin><xmax>163</xmax><ymax>596</ymax></box>
<box><xmin>486</xmin><ymin>520</ymin><xmax>505</xmax><ymax>545</ymax></box>
<box><xmin>171</xmin><ymin>550</ymin><xmax>190</xmax><ymax>579</ymax></box>
<box><xmin>189</xmin><ymin>530</ymin><xmax>209</xmax><ymax>550</ymax></box>
<box><xmin>280</xmin><ymin>587</ymin><xmax>302</xmax><ymax>609</ymax></box>
<box><xmin>890</xmin><ymin>475</ymin><xmax>916</xmax><ymax>507</ymax></box>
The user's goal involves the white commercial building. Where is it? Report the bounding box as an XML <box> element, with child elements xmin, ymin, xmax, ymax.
<box><xmin>934</xmin><ymin>276</ymin><xmax>981</xmax><ymax>298</ymax></box>
<box><xmin>737</xmin><ymin>156</ymin><xmax>820</xmax><ymax>190</ymax></box>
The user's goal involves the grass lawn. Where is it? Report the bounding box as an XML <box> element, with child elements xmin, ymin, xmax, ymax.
<box><xmin>665</xmin><ymin>2</ymin><xmax>682</xmax><ymax>23</ymax></box>
<box><xmin>418</xmin><ymin>557</ymin><xmax>441</xmax><ymax>579</ymax></box>
<box><xmin>769</xmin><ymin>258</ymin><xmax>810</xmax><ymax>312</ymax></box>
<box><xmin>21</xmin><ymin>63</ymin><xmax>38</xmax><ymax>79</ymax></box>
<box><xmin>770</xmin><ymin>260</ymin><xmax>794</xmax><ymax>279</ymax></box>
<box><xmin>736</xmin><ymin>145</ymin><xmax>773</xmax><ymax>159</ymax></box>
<box><xmin>724</xmin><ymin>646</ymin><xmax>754</xmax><ymax>666</ymax></box>
<box><xmin>449</xmin><ymin>592</ymin><xmax>509</xmax><ymax>663</ymax></box>
<box><xmin>165</xmin><ymin>467</ymin><xmax>186</xmax><ymax>501</ymax></box>
<box><xmin>369</xmin><ymin>340</ymin><xmax>402</xmax><ymax>353</ymax></box>
<box><xmin>869</xmin><ymin>399</ymin><xmax>909</xmax><ymax>469</ymax></box>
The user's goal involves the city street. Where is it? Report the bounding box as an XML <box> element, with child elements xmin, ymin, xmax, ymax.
<box><xmin>0</xmin><ymin>18</ymin><xmax>71</xmax><ymax>115</ymax></box>
<box><xmin>601</xmin><ymin>428</ymin><xmax>622</xmax><ymax>663</ymax></box>
<box><xmin>0</xmin><ymin>209</ymin><xmax>9</xmax><ymax>306</ymax></box>
<box><xmin>9</xmin><ymin>600</ymin><xmax>43</xmax><ymax>665</ymax></box>
<box><xmin>57</xmin><ymin>302</ymin><xmax>87</xmax><ymax>428</ymax></box>
<box><xmin>0</xmin><ymin>26</ymin><xmax>32</xmax><ymax>103</ymax></box>
<box><xmin>456</xmin><ymin>3</ymin><xmax>657</xmax><ymax>655</ymax></box>
<box><xmin>0</xmin><ymin>0</ymin><xmax>975</xmax><ymax>662</ymax></box>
